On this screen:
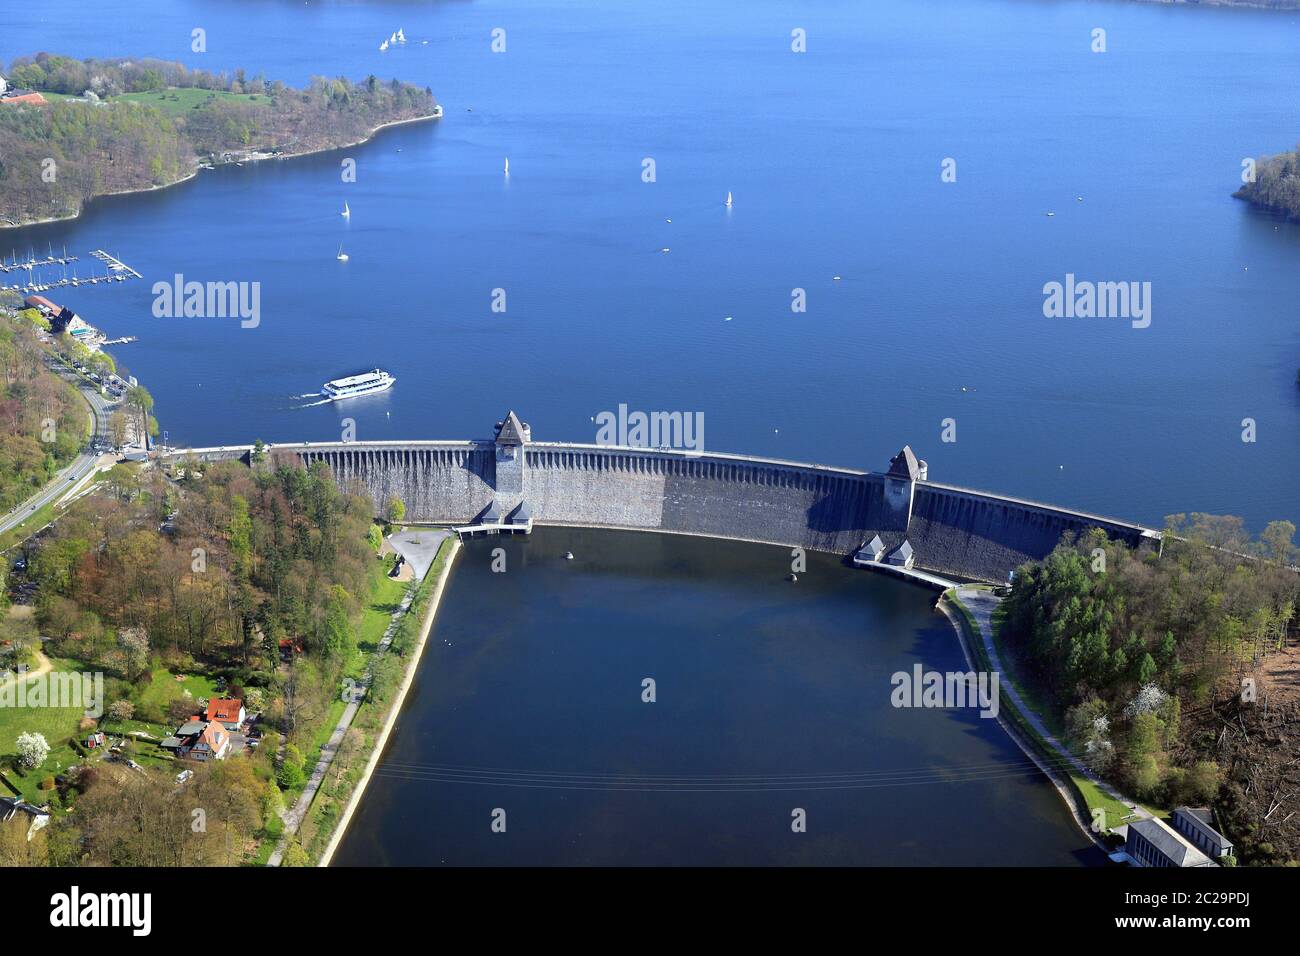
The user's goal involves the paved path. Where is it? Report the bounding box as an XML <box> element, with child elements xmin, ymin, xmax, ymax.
<box><xmin>268</xmin><ymin>532</ymin><xmax>450</xmax><ymax>866</ymax></box>
<box><xmin>954</xmin><ymin>585</ymin><xmax>1148</xmax><ymax>828</ymax></box>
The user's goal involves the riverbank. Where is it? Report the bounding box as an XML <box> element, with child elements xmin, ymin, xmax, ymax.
<box><xmin>941</xmin><ymin>587</ymin><xmax>1154</xmax><ymax>858</ymax></box>
<box><xmin>0</xmin><ymin>109</ymin><xmax>440</xmax><ymax>232</ymax></box>
<box><xmin>315</xmin><ymin>536</ymin><xmax>461</xmax><ymax>867</ymax></box>
<box><xmin>941</xmin><ymin>590</ymin><xmax>1112</xmax><ymax>853</ymax></box>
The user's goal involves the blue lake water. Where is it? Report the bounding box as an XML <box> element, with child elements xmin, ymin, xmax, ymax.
<box><xmin>3</xmin><ymin>0</ymin><xmax>1299</xmax><ymax>531</ymax></box>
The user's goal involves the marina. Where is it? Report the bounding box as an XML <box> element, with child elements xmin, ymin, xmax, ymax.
<box><xmin>1</xmin><ymin>248</ymin><xmax>142</xmax><ymax>296</ymax></box>
<box><xmin>0</xmin><ymin>244</ymin><xmax>77</xmax><ymax>272</ymax></box>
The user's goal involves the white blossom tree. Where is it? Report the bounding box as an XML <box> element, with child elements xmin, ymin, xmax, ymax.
<box><xmin>1123</xmin><ymin>683</ymin><xmax>1168</xmax><ymax>720</ymax></box>
<box><xmin>15</xmin><ymin>731</ymin><xmax>50</xmax><ymax>770</ymax></box>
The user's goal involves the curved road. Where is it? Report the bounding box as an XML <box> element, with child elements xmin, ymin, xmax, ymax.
<box><xmin>0</xmin><ymin>364</ymin><xmax>117</xmax><ymax>540</ymax></box>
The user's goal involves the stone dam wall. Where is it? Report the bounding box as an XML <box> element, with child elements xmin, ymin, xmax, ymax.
<box><xmin>165</xmin><ymin>437</ymin><xmax>1160</xmax><ymax>583</ymax></box>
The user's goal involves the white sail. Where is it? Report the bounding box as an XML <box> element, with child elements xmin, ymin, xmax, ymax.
<box><xmin>390</xmin><ymin>32</ymin><xmax>398</xmax><ymax>44</ymax></box>
<box><xmin>504</xmin><ymin>157</ymin><xmax>510</xmax><ymax>175</ymax></box>
<box><xmin>380</xmin><ymin>40</ymin><xmax>388</xmax><ymax>51</ymax></box>
<box><xmin>725</xmin><ymin>190</ymin><xmax>733</xmax><ymax>207</ymax></box>
<box><xmin>342</xmin><ymin>202</ymin><xmax>350</xmax><ymax>218</ymax></box>
<box><xmin>397</xmin><ymin>28</ymin><xmax>406</xmax><ymax>42</ymax></box>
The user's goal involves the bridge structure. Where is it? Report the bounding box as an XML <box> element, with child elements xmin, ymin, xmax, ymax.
<box><xmin>158</xmin><ymin>411</ymin><xmax>1162</xmax><ymax>584</ymax></box>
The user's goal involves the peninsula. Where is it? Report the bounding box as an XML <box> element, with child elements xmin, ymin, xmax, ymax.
<box><xmin>0</xmin><ymin>54</ymin><xmax>440</xmax><ymax>228</ymax></box>
<box><xmin>1234</xmin><ymin>144</ymin><xmax>1300</xmax><ymax>221</ymax></box>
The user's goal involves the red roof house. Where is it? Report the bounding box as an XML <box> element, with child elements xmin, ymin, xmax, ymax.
<box><xmin>205</xmin><ymin>698</ymin><xmax>246</xmax><ymax>731</ymax></box>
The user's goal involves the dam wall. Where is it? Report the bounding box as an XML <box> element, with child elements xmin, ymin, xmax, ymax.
<box><xmin>523</xmin><ymin>444</ymin><xmax>907</xmax><ymax>554</ymax></box>
<box><xmin>906</xmin><ymin>482</ymin><xmax>1158</xmax><ymax>581</ymax></box>
<box><xmin>163</xmin><ymin>416</ymin><xmax>1160</xmax><ymax>582</ymax></box>
<box><xmin>280</xmin><ymin>442</ymin><xmax>496</xmax><ymax>523</ymax></box>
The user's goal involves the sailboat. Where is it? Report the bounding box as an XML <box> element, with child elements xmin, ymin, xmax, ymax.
<box><xmin>380</xmin><ymin>39</ymin><xmax>389</xmax><ymax>51</ymax></box>
<box><xmin>390</xmin><ymin>32</ymin><xmax>398</xmax><ymax>45</ymax></box>
<box><xmin>397</xmin><ymin>28</ymin><xmax>406</xmax><ymax>43</ymax></box>
<box><xmin>725</xmin><ymin>190</ymin><xmax>733</xmax><ymax>207</ymax></box>
<box><xmin>341</xmin><ymin>201</ymin><xmax>350</xmax><ymax>219</ymax></box>
<box><xmin>336</xmin><ymin>244</ymin><xmax>349</xmax><ymax>262</ymax></box>
<box><xmin>504</xmin><ymin>157</ymin><xmax>510</xmax><ymax>176</ymax></box>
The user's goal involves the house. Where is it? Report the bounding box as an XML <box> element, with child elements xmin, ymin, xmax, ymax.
<box><xmin>1172</xmin><ymin>807</ymin><xmax>1234</xmax><ymax>861</ymax></box>
<box><xmin>189</xmin><ymin>721</ymin><xmax>231</xmax><ymax>761</ymax></box>
<box><xmin>1123</xmin><ymin>816</ymin><xmax>1216</xmax><ymax>868</ymax></box>
<box><xmin>887</xmin><ymin>540</ymin><xmax>915</xmax><ymax>569</ymax></box>
<box><xmin>206</xmin><ymin>697</ymin><xmax>246</xmax><ymax>731</ymax></box>
<box><xmin>0</xmin><ymin>76</ymin><xmax>47</xmax><ymax>107</ymax></box>
<box><xmin>854</xmin><ymin>534</ymin><xmax>886</xmax><ymax>564</ymax></box>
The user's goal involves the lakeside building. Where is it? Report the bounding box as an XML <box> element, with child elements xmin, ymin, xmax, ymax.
<box><xmin>1122</xmin><ymin>816</ymin><xmax>1217</xmax><ymax>868</ymax></box>
<box><xmin>23</xmin><ymin>294</ymin><xmax>106</xmax><ymax>349</ymax></box>
<box><xmin>887</xmin><ymin>540</ymin><xmax>915</xmax><ymax>569</ymax></box>
<box><xmin>854</xmin><ymin>534</ymin><xmax>887</xmax><ymax>564</ymax></box>
<box><xmin>1172</xmin><ymin>806</ymin><xmax>1234</xmax><ymax>861</ymax></box>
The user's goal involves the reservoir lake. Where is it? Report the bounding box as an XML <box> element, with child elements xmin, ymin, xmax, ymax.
<box><xmin>4</xmin><ymin>0</ymin><xmax>1297</xmax><ymax>863</ymax></box>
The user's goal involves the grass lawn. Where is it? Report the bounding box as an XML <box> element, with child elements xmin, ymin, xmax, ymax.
<box><xmin>116</xmin><ymin>88</ymin><xmax>266</xmax><ymax>117</ymax></box>
<box><xmin>135</xmin><ymin>666</ymin><xmax>219</xmax><ymax>719</ymax></box>
<box><xmin>347</xmin><ymin>555</ymin><xmax>408</xmax><ymax>678</ymax></box>
<box><xmin>0</xmin><ymin>656</ymin><xmax>94</xmax><ymax>802</ymax></box>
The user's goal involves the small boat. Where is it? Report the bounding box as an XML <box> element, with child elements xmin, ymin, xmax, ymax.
<box><xmin>504</xmin><ymin>157</ymin><xmax>509</xmax><ymax>175</ymax></box>
<box><xmin>341</xmin><ymin>201</ymin><xmax>350</xmax><ymax>219</ymax></box>
<box><xmin>390</xmin><ymin>32</ymin><xmax>398</xmax><ymax>44</ymax></box>
<box><xmin>336</xmin><ymin>244</ymin><xmax>349</xmax><ymax>262</ymax></box>
<box><xmin>1046</xmin><ymin>211</ymin><xmax>1055</xmax><ymax>217</ymax></box>
<box><xmin>725</xmin><ymin>191</ymin><xmax>733</xmax><ymax>207</ymax></box>
<box><xmin>380</xmin><ymin>39</ymin><xmax>389</xmax><ymax>51</ymax></box>
<box><xmin>397</xmin><ymin>28</ymin><xmax>406</xmax><ymax>43</ymax></box>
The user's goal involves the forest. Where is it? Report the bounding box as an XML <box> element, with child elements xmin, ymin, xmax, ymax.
<box><xmin>0</xmin><ymin>53</ymin><xmax>437</xmax><ymax>226</ymax></box>
<box><xmin>0</xmin><ymin>304</ymin><xmax>86</xmax><ymax>511</ymax></box>
<box><xmin>1234</xmin><ymin>146</ymin><xmax>1300</xmax><ymax>220</ymax></box>
<box><xmin>1002</xmin><ymin>514</ymin><xmax>1300</xmax><ymax>864</ymax></box>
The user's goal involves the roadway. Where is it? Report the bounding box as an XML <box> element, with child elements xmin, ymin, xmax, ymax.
<box><xmin>0</xmin><ymin>363</ymin><xmax>119</xmax><ymax>540</ymax></box>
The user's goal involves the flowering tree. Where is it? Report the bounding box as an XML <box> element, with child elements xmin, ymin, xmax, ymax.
<box><xmin>16</xmin><ymin>731</ymin><xmax>50</xmax><ymax>770</ymax></box>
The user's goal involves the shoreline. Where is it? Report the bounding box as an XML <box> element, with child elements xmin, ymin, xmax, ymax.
<box><xmin>936</xmin><ymin>592</ymin><xmax>1109</xmax><ymax>853</ymax></box>
<box><xmin>316</xmin><ymin>537</ymin><xmax>461</xmax><ymax>868</ymax></box>
<box><xmin>0</xmin><ymin>109</ymin><xmax>440</xmax><ymax>233</ymax></box>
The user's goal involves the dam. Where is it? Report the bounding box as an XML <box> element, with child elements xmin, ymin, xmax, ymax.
<box><xmin>161</xmin><ymin>411</ymin><xmax>1162</xmax><ymax>583</ymax></box>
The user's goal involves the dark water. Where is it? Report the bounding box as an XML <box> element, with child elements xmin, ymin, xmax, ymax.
<box><xmin>3</xmin><ymin>0</ymin><xmax>1299</xmax><ymax>531</ymax></box>
<box><xmin>333</xmin><ymin>529</ymin><xmax>1100</xmax><ymax>865</ymax></box>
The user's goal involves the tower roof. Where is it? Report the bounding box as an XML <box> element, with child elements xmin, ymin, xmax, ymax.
<box><xmin>495</xmin><ymin>410</ymin><xmax>528</xmax><ymax>445</ymax></box>
<box><xmin>888</xmin><ymin>445</ymin><xmax>921</xmax><ymax>480</ymax></box>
